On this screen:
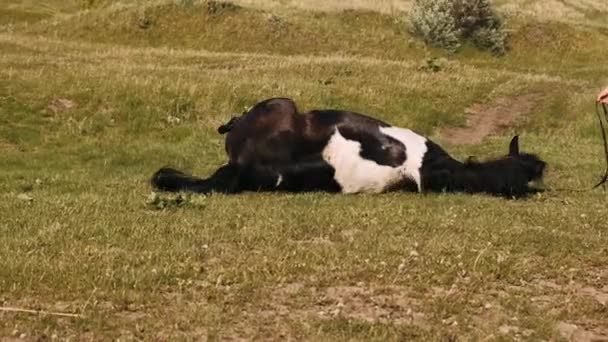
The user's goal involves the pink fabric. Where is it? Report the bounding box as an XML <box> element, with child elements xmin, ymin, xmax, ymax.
<box><xmin>598</xmin><ymin>87</ymin><xmax>608</xmax><ymax>104</ymax></box>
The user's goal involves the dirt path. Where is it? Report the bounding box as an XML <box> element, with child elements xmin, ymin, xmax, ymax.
<box><xmin>440</xmin><ymin>94</ymin><xmax>539</xmax><ymax>144</ymax></box>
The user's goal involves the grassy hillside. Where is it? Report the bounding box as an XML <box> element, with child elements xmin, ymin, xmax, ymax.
<box><xmin>1</xmin><ymin>0</ymin><xmax>608</xmax><ymax>340</ymax></box>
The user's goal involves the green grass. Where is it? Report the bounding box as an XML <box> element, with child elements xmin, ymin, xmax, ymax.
<box><xmin>1</xmin><ymin>1</ymin><xmax>608</xmax><ymax>340</ymax></box>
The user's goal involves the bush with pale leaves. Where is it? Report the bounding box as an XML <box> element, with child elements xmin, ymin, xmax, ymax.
<box><xmin>409</xmin><ymin>0</ymin><xmax>507</xmax><ymax>55</ymax></box>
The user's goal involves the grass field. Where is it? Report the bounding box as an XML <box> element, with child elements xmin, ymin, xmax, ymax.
<box><xmin>1</xmin><ymin>0</ymin><xmax>608</xmax><ymax>340</ymax></box>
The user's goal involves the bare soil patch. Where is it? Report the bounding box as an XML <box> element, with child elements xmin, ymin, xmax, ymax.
<box><xmin>556</xmin><ymin>321</ymin><xmax>608</xmax><ymax>342</ymax></box>
<box><xmin>270</xmin><ymin>284</ymin><xmax>427</xmax><ymax>324</ymax></box>
<box><xmin>440</xmin><ymin>94</ymin><xmax>539</xmax><ymax>144</ymax></box>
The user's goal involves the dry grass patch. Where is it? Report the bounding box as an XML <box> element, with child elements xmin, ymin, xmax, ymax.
<box><xmin>231</xmin><ymin>0</ymin><xmax>412</xmax><ymax>13</ymax></box>
<box><xmin>1</xmin><ymin>1</ymin><xmax>608</xmax><ymax>340</ymax></box>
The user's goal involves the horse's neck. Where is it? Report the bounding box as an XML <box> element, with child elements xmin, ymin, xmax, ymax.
<box><xmin>299</xmin><ymin>112</ymin><xmax>334</xmax><ymax>142</ymax></box>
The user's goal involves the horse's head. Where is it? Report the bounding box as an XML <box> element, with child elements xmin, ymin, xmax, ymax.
<box><xmin>508</xmin><ymin>135</ymin><xmax>547</xmax><ymax>187</ymax></box>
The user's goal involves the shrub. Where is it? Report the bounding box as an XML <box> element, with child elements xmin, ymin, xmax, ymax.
<box><xmin>409</xmin><ymin>0</ymin><xmax>507</xmax><ymax>55</ymax></box>
<box><xmin>471</xmin><ymin>26</ymin><xmax>507</xmax><ymax>55</ymax></box>
<box><xmin>409</xmin><ymin>0</ymin><xmax>461</xmax><ymax>52</ymax></box>
<box><xmin>452</xmin><ymin>0</ymin><xmax>500</xmax><ymax>36</ymax></box>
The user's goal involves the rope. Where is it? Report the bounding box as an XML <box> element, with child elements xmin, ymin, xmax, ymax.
<box><xmin>592</xmin><ymin>102</ymin><xmax>608</xmax><ymax>189</ymax></box>
<box><xmin>545</xmin><ymin>102</ymin><xmax>608</xmax><ymax>194</ymax></box>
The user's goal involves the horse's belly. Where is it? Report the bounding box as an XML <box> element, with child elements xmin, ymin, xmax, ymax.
<box><xmin>322</xmin><ymin>130</ymin><xmax>411</xmax><ymax>193</ymax></box>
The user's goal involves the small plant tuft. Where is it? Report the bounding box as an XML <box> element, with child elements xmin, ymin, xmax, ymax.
<box><xmin>146</xmin><ymin>192</ymin><xmax>208</xmax><ymax>210</ymax></box>
<box><xmin>409</xmin><ymin>0</ymin><xmax>507</xmax><ymax>55</ymax></box>
<box><xmin>179</xmin><ymin>0</ymin><xmax>196</xmax><ymax>9</ymax></box>
<box><xmin>418</xmin><ymin>56</ymin><xmax>448</xmax><ymax>72</ymax></box>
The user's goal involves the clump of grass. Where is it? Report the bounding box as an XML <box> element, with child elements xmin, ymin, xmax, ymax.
<box><xmin>205</xmin><ymin>0</ymin><xmax>240</xmax><ymax>15</ymax></box>
<box><xmin>409</xmin><ymin>0</ymin><xmax>507</xmax><ymax>55</ymax></box>
<box><xmin>418</xmin><ymin>56</ymin><xmax>449</xmax><ymax>72</ymax></box>
<box><xmin>165</xmin><ymin>96</ymin><xmax>197</xmax><ymax>126</ymax></box>
<box><xmin>179</xmin><ymin>0</ymin><xmax>196</xmax><ymax>9</ymax></box>
<box><xmin>78</xmin><ymin>0</ymin><xmax>107</xmax><ymax>10</ymax></box>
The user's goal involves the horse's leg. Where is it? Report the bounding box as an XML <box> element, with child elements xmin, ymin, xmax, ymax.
<box><xmin>277</xmin><ymin>155</ymin><xmax>342</xmax><ymax>192</ymax></box>
<box><xmin>152</xmin><ymin>157</ymin><xmax>341</xmax><ymax>194</ymax></box>
<box><xmin>151</xmin><ymin>164</ymin><xmax>241</xmax><ymax>194</ymax></box>
<box><xmin>231</xmin><ymin>155</ymin><xmax>341</xmax><ymax>193</ymax></box>
<box><xmin>233</xmin><ymin>164</ymin><xmax>278</xmax><ymax>192</ymax></box>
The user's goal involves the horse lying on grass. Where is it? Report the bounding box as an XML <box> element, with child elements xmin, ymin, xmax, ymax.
<box><xmin>152</xmin><ymin>97</ymin><xmax>546</xmax><ymax>198</ymax></box>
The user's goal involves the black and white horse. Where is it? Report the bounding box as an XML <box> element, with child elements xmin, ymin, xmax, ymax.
<box><xmin>152</xmin><ymin>97</ymin><xmax>546</xmax><ymax>197</ymax></box>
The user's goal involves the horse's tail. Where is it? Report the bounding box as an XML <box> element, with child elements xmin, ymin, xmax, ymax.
<box><xmin>217</xmin><ymin>116</ymin><xmax>242</xmax><ymax>134</ymax></box>
<box><xmin>151</xmin><ymin>167</ymin><xmax>207</xmax><ymax>192</ymax></box>
<box><xmin>151</xmin><ymin>165</ymin><xmax>240</xmax><ymax>193</ymax></box>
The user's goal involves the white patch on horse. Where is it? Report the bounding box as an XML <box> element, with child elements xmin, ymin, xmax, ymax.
<box><xmin>276</xmin><ymin>174</ymin><xmax>283</xmax><ymax>187</ymax></box>
<box><xmin>322</xmin><ymin>128</ymin><xmax>427</xmax><ymax>194</ymax></box>
<box><xmin>379</xmin><ymin>126</ymin><xmax>428</xmax><ymax>191</ymax></box>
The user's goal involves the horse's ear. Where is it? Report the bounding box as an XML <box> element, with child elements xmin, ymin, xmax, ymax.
<box><xmin>465</xmin><ymin>155</ymin><xmax>478</xmax><ymax>164</ymax></box>
<box><xmin>509</xmin><ymin>135</ymin><xmax>520</xmax><ymax>156</ymax></box>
